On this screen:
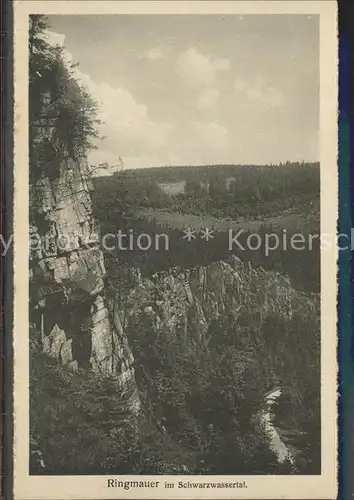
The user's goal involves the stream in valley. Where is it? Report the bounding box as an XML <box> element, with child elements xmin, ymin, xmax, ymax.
<box><xmin>261</xmin><ymin>388</ymin><xmax>294</xmax><ymax>464</ymax></box>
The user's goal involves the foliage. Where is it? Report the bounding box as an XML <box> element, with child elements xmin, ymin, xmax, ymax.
<box><xmin>122</xmin><ymin>260</ymin><xmax>321</xmax><ymax>475</ymax></box>
<box><xmin>93</xmin><ymin>162</ymin><xmax>320</xmax><ymax>221</ymax></box>
<box><xmin>29</xmin><ymin>20</ymin><xmax>321</xmax><ymax>474</ymax></box>
<box><xmin>31</xmin><ymin>278</ymin><xmax>318</xmax><ymax>475</ymax></box>
<box><xmin>29</xmin><ymin>15</ymin><xmax>101</xmax><ymax>181</ymax></box>
<box><xmin>93</xmin><ymin>162</ymin><xmax>320</xmax><ymax>293</ymax></box>
<box><xmin>128</xmin><ymin>318</ymin><xmax>283</xmax><ymax>475</ymax></box>
<box><xmin>269</xmin><ymin>308</ymin><xmax>321</xmax><ymax>474</ymax></box>
<box><xmin>30</xmin><ymin>353</ymin><xmax>194</xmax><ymax>474</ymax></box>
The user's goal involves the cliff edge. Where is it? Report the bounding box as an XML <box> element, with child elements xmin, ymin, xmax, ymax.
<box><xmin>29</xmin><ymin>157</ymin><xmax>140</xmax><ymax>412</ymax></box>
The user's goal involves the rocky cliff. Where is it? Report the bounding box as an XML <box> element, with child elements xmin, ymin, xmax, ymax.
<box><xmin>121</xmin><ymin>255</ymin><xmax>307</xmax><ymax>347</ymax></box>
<box><xmin>116</xmin><ymin>256</ymin><xmax>320</xmax><ymax>472</ymax></box>
<box><xmin>29</xmin><ymin>157</ymin><xmax>140</xmax><ymax>413</ymax></box>
<box><xmin>120</xmin><ymin>255</ymin><xmax>319</xmax><ymax>427</ymax></box>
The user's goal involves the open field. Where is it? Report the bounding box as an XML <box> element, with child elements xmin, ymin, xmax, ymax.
<box><xmin>135</xmin><ymin>205</ymin><xmax>319</xmax><ymax>234</ymax></box>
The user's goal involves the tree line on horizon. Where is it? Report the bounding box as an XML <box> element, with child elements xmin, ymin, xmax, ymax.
<box><xmin>28</xmin><ymin>14</ymin><xmax>321</xmax><ymax>477</ymax></box>
<box><xmin>93</xmin><ymin>161</ymin><xmax>320</xmax><ymax>220</ymax></box>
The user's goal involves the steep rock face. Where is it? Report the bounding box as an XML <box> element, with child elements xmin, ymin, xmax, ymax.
<box><xmin>121</xmin><ymin>255</ymin><xmax>306</xmax><ymax>347</ymax></box>
<box><xmin>29</xmin><ymin>158</ymin><xmax>140</xmax><ymax>411</ymax></box>
<box><xmin>119</xmin><ymin>256</ymin><xmax>319</xmax><ymax>468</ymax></box>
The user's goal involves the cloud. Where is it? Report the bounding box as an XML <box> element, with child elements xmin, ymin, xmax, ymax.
<box><xmin>175</xmin><ymin>47</ymin><xmax>230</xmax><ymax>89</ymax></box>
<box><xmin>163</xmin><ymin>120</ymin><xmax>230</xmax><ymax>166</ymax></box>
<box><xmin>213</xmin><ymin>58</ymin><xmax>231</xmax><ymax>72</ymax></box>
<box><xmin>185</xmin><ymin>121</ymin><xmax>229</xmax><ymax>164</ymax></box>
<box><xmin>146</xmin><ymin>47</ymin><xmax>164</xmax><ymax>60</ymax></box>
<box><xmin>234</xmin><ymin>78</ymin><xmax>246</xmax><ymax>92</ymax></box>
<box><xmin>44</xmin><ymin>30</ymin><xmax>66</xmax><ymax>47</ymax></box>
<box><xmin>44</xmin><ymin>30</ymin><xmax>73</xmax><ymax>65</ymax></box>
<box><xmin>234</xmin><ymin>76</ymin><xmax>283</xmax><ymax>108</ymax></box>
<box><xmin>191</xmin><ymin>121</ymin><xmax>228</xmax><ymax>148</ymax></box>
<box><xmin>198</xmin><ymin>87</ymin><xmax>219</xmax><ymax>109</ymax></box>
<box><xmin>42</xmin><ymin>24</ymin><xmax>315</xmax><ymax>167</ymax></box>
<box><xmin>44</xmin><ymin>30</ymin><xmax>173</xmax><ymax>163</ymax></box>
<box><xmin>85</xmin><ymin>82</ymin><xmax>172</xmax><ymax>152</ymax></box>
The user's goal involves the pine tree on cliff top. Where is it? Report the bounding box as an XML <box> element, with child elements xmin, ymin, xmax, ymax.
<box><xmin>29</xmin><ymin>15</ymin><xmax>102</xmax><ymax>180</ymax></box>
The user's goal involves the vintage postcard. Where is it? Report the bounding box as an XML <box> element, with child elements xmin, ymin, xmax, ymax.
<box><xmin>12</xmin><ymin>1</ymin><xmax>338</xmax><ymax>499</ymax></box>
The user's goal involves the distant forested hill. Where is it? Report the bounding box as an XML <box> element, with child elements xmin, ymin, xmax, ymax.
<box><xmin>93</xmin><ymin>162</ymin><xmax>320</xmax><ymax>221</ymax></box>
<box><xmin>92</xmin><ymin>162</ymin><xmax>320</xmax><ymax>294</ymax></box>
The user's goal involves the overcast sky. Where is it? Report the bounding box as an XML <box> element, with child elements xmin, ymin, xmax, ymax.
<box><xmin>46</xmin><ymin>14</ymin><xmax>319</xmax><ymax>170</ymax></box>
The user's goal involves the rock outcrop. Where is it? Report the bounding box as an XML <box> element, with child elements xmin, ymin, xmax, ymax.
<box><xmin>29</xmin><ymin>157</ymin><xmax>140</xmax><ymax>412</ymax></box>
<box><xmin>121</xmin><ymin>255</ymin><xmax>313</xmax><ymax>348</ymax></box>
<box><xmin>118</xmin><ymin>256</ymin><xmax>319</xmax><ymax>471</ymax></box>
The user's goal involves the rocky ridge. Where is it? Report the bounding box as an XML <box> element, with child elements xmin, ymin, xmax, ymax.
<box><xmin>120</xmin><ymin>255</ymin><xmax>316</xmax><ymax>348</ymax></box>
<box><xmin>117</xmin><ymin>256</ymin><xmax>319</xmax><ymax>471</ymax></box>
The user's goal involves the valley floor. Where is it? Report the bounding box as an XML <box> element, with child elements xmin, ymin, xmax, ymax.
<box><xmin>135</xmin><ymin>206</ymin><xmax>319</xmax><ymax>233</ymax></box>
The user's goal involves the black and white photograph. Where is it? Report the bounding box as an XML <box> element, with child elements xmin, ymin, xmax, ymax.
<box><xmin>13</xmin><ymin>2</ymin><xmax>338</xmax><ymax>499</ymax></box>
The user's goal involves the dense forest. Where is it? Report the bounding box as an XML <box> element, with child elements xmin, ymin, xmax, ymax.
<box><xmin>29</xmin><ymin>15</ymin><xmax>321</xmax><ymax>477</ymax></box>
<box><xmin>93</xmin><ymin>162</ymin><xmax>320</xmax><ymax>293</ymax></box>
<box><xmin>93</xmin><ymin>161</ymin><xmax>319</xmax><ymax>220</ymax></box>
